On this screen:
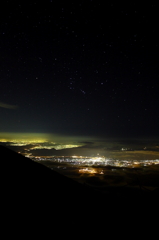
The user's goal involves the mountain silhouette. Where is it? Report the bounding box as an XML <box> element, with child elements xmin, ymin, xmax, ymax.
<box><xmin>0</xmin><ymin>145</ymin><xmax>158</xmax><ymax>237</ymax></box>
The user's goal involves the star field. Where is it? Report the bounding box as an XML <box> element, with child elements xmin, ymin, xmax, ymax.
<box><xmin>0</xmin><ymin>1</ymin><xmax>159</xmax><ymax>138</ymax></box>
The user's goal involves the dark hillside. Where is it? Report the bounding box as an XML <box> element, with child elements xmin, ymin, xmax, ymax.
<box><xmin>0</xmin><ymin>145</ymin><xmax>158</xmax><ymax>237</ymax></box>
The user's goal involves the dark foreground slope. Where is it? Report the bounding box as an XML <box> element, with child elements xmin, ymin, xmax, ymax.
<box><xmin>0</xmin><ymin>145</ymin><xmax>158</xmax><ymax>237</ymax></box>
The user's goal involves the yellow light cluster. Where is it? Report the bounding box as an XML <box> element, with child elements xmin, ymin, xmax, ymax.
<box><xmin>54</xmin><ymin>144</ymin><xmax>82</xmax><ymax>150</ymax></box>
<box><xmin>79</xmin><ymin>168</ymin><xmax>97</xmax><ymax>174</ymax></box>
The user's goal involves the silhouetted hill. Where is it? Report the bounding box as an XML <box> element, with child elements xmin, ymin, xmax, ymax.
<box><xmin>0</xmin><ymin>144</ymin><xmax>96</xmax><ymax>206</ymax></box>
<box><xmin>1</xmin><ymin>145</ymin><xmax>109</xmax><ymax>235</ymax></box>
<box><xmin>0</xmin><ymin>145</ymin><xmax>158</xmax><ymax>237</ymax></box>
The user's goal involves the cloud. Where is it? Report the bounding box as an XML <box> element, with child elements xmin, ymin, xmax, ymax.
<box><xmin>0</xmin><ymin>101</ymin><xmax>18</xmax><ymax>109</ymax></box>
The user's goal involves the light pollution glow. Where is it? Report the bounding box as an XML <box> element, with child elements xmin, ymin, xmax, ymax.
<box><xmin>0</xmin><ymin>132</ymin><xmax>50</xmax><ymax>142</ymax></box>
<box><xmin>1</xmin><ymin>132</ymin><xmax>159</xmax><ymax>190</ymax></box>
<box><xmin>0</xmin><ymin>132</ymin><xmax>85</xmax><ymax>149</ymax></box>
<box><xmin>1</xmin><ymin>132</ymin><xmax>159</xmax><ymax>160</ymax></box>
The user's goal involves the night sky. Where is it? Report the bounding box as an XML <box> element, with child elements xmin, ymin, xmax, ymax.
<box><xmin>0</xmin><ymin>1</ymin><xmax>159</xmax><ymax>139</ymax></box>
